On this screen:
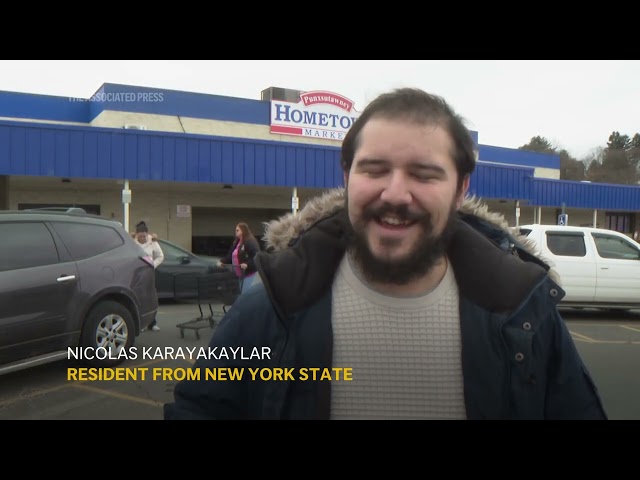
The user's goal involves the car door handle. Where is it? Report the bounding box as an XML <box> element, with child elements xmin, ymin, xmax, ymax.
<box><xmin>600</xmin><ymin>267</ymin><xmax>609</xmax><ymax>270</ymax></box>
<box><xmin>57</xmin><ymin>275</ymin><xmax>77</xmax><ymax>283</ymax></box>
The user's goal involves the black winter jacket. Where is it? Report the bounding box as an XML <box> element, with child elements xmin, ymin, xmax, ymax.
<box><xmin>164</xmin><ymin>191</ymin><xmax>607</xmax><ymax>420</ymax></box>
<box><xmin>220</xmin><ymin>237</ymin><xmax>261</xmax><ymax>277</ymax></box>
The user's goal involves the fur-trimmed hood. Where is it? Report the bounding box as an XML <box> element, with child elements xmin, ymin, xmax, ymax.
<box><xmin>262</xmin><ymin>188</ymin><xmax>559</xmax><ymax>284</ymax></box>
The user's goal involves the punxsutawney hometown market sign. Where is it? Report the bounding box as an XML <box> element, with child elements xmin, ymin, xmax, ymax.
<box><xmin>270</xmin><ymin>90</ymin><xmax>361</xmax><ymax>140</ymax></box>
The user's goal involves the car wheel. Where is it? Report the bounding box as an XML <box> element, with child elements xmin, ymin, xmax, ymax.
<box><xmin>81</xmin><ymin>300</ymin><xmax>135</xmax><ymax>368</ymax></box>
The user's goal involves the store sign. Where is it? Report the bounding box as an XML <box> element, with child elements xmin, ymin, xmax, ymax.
<box><xmin>270</xmin><ymin>90</ymin><xmax>360</xmax><ymax>140</ymax></box>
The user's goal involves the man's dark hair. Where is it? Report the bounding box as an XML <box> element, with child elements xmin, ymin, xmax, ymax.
<box><xmin>341</xmin><ymin>88</ymin><xmax>476</xmax><ymax>189</ymax></box>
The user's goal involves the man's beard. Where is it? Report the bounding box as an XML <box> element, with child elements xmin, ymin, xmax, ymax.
<box><xmin>347</xmin><ymin>202</ymin><xmax>458</xmax><ymax>285</ymax></box>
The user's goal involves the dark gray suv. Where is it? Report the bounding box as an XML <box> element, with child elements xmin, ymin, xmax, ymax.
<box><xmin>0</xmin><ymin>210</ymin><xmax>158</xmax><ymax>375</ymax></box>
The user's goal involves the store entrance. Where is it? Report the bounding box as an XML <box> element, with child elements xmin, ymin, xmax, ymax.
<box><xmin>191</xmin><ymin>206</ymin><xmax>289</xmax><ymax>257</ymax></box>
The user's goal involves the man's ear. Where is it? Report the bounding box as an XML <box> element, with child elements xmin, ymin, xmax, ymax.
<box><xmin>343</xmin><ymin>171</ymin><xmax>348</xmax><ymax>188</ymax></box>
<box><xmin>456</xmin><ymin>175</ymin><xmax>471</xmax><ymax>209</ymax></box>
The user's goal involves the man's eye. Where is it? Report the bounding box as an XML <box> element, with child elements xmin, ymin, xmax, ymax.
<box><xmin>364</xmin><ymin>169</ymin><xmax>386</xmax><ymax>176</ymax></box>
<box><xmin>413</xmin><ymin>174</ymin><xmax>437</xmax><ymax>181</ymax></box>
<box><xmin>411</xmin><ymin>171</ymin><xmax>443</xmax><ymax>181</ymax></box>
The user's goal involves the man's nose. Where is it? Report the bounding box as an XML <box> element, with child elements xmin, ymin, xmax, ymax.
<box><xmin>379</xmin><ymin>171</ymin><xmax>412</xmax><ymax>205</ymax></box>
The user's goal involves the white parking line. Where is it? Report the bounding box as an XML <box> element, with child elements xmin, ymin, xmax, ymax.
<box><xmin>570</xmin><ymin>331</ymin><xmax>597</xmax><ymax>343</ymax></box>
<box><xmin>570</xmin><ymin>329</ymin><xmax>640</xmax><ymax>345</ymax></box>
<box><xmin>567</xmin><ymin>322</ymin><xmax>640</xmax><ymax>327</ymax></box>
<box><xmin>620</xmin><ymin>325</ymin><xmax>640</xmax><ymax>334</ymax></box>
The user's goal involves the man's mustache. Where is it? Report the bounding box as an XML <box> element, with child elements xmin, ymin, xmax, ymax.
<box><xmin>361</xmin><ymin>203</ymin><xmax>429</xmax><ymax>224</ymax></box>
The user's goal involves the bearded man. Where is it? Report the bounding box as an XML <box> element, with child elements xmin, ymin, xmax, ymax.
<box><xmin>164</xmin><ymin>88</ymin><xmax>607</xmax><ymax>420</ymax></box>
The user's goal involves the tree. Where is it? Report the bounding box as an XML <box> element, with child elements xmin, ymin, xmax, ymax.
<box><xmin>585</xmin><ymin>147</ymin><xmax>607</xmax><ymax>183</ymax></box>
<box><xmin>519</xmin><ymin>136</ymin><xmax>585</xmax><ymax>181</ymax></box>
<box><xmin>584</xmin><ymin>131</ymin><xmax>640</xmax><ymax>185</ymax></box>
<box><xmin>518</xmin><ymin>136</ymin><xmax>555</xmax><ymax>154</ymax></box>
<box><xmin>601</xmin><ymin>149</ymin><xmax>635</xmax><ymax>184</ymax></box>
<box><xmin>607</xmin><ymin>131</ymin><xmax>630</xmax><ymax>150</ymax></box>
<box><xmin>520</xmin><ymin>133</ymin><xmax>640</xmax><ymax>184</ymax></box>
<box><xmin>558</xmin><ymin>149</ymin><xmax>585</xmax><ymax>181</ymax></box>
<box><xmin>628</xmin><ymin>133</ymin><xmax>640</xmax><ymax>179</ymax></box>
<box><xmin>604</xmin><ymin>131</ymin><xmax>638</xmax><ymax>184</ymax></box>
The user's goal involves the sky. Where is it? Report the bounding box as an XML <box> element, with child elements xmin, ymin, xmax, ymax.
<box><xmin>0</xmin><ymin>60</ymin><xmax>638</xmax><ymax>160</ymax></box>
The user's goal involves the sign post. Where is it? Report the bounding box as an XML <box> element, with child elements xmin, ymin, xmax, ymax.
<box><xmin>558</xmin><ymin>213</ymin><xmax>568</xmax><ymax>226</ymax></box>
<box><xmin>292</xmin><ymin>187</ymin><xmax>299</xmax><ymax>214</ymax></box>
<box><xmin>122</xmin><ymin>179</ymin><xmax>132</xmax><ymax>232</ymax></box>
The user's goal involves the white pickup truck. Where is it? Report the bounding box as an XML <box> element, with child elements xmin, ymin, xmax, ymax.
<box><xmin>518</xmin><ymin>224</ymin><xmax>640</xmax><ymax>310</ymax></box>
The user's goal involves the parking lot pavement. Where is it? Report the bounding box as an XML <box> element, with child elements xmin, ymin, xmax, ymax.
<box><xmin>562</xmin><ymin>309</ymin><xmax>640</xmax><ymax>420</ymax></box>
<box><xmin>567</xmin><ymin>321</ymin><xmax>640</xmax><ymax>344</ymax></box>
<box><xmin>561</xmin><ymin>308</ymin><xmax>640</xmax><ymax>343</ymax></box>
<box><xmin>0</xmin><ymin>301</ymin><xmax>225</xmax><ymax>420</ymax></box>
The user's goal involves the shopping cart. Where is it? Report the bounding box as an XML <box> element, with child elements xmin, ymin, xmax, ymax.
<box><xmin>174</xmin><ymin>265</ymin><xmax>242</xmax><ymax>339</ymax></box>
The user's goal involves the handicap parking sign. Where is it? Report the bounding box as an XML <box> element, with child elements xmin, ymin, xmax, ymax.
<box><xmin>558</xmin><ymin>214</ymin><xmax>568</xmax><ymax>226</ymax></box>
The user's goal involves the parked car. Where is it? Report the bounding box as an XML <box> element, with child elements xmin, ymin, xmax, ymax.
<box><xmin>518</xmin><ymin>224</ymin><xmax>640</xmax><ymax>310</ymax></box>
<box><xmin>154</xmin><ymin>238</ymin><xmax>221</xmax><ymax>300</ymax></box>
<box><xmin>0</xmin><ymin>209</ymin><xmax>158</xmax><ymax>375</ymax></box>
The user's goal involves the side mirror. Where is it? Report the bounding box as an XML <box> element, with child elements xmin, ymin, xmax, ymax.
<box><xmin>180</xmin><ymin>256</ymin><xmax>191</xmax><ymax>265</ymax></box>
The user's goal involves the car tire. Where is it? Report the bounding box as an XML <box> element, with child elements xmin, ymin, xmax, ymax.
<box><xmin>81</xmin><ymin>300</ymin><xmax>135</xmax><ymax>368</ymax></box>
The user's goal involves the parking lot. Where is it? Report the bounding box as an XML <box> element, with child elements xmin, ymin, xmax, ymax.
<box><xmin>558</xmin><ymin>307</ymin><xmax>640</xmax><ymax>420</ymax></box>
<box><xmin>0</xmin><ymin>302</ymin><xmax>213</xmax><ymax>420</ymax></box>
<box><xmin>0</xmin><ymin>303</ymin><xmax>639</xmax><ymax>420</ymax></box>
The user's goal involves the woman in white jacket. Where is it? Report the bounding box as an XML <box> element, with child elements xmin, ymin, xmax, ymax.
<box><xmin>134</xmin><ymin>221</ymin><xmax>164</xmax><ymax>331</ymax></box>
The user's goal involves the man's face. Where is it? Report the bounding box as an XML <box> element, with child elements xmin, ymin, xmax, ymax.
<box><xmin>344</xmin><ymin>117</ymin><xmax>469</xmax><ymax>284</ymax></box>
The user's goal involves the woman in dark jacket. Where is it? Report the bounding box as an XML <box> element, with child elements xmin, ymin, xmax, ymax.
<box><xmin>219</xmin><ymin>222</ymin><xmax>261</xmax><ymax>293</ymax></box>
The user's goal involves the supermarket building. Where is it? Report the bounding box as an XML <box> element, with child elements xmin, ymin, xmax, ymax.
<box><xmin>0</xmin><ymin>83</ymin><xmax>638</xmax><ymax>255</ymax></box>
